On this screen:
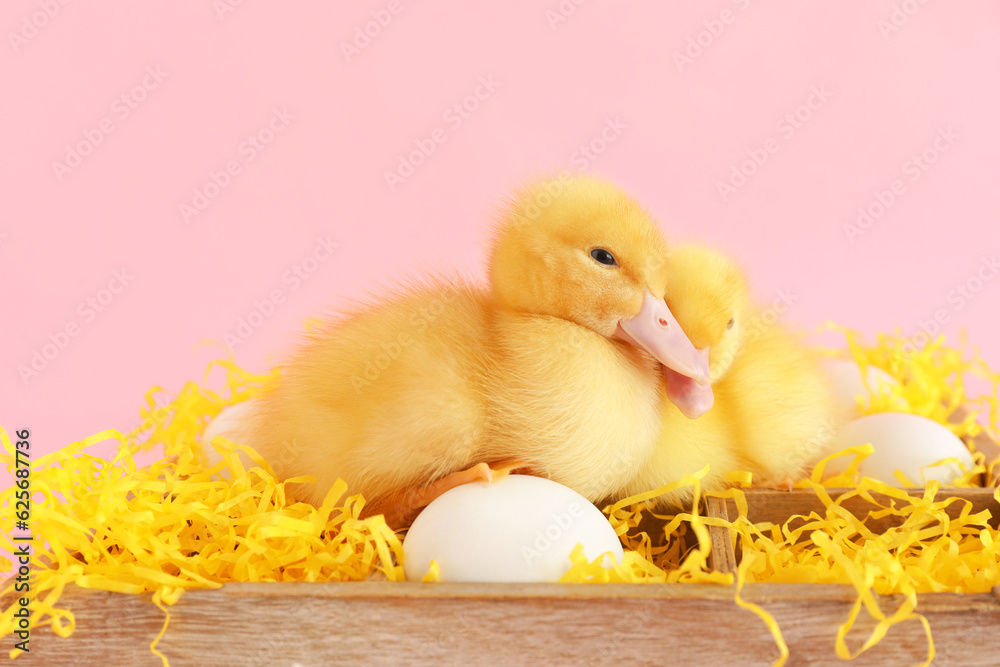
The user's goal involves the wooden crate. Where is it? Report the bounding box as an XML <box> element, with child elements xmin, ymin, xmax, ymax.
<box><xmin>9</xmin><ymin>485</ymin><xmax>998</xmax><ymax>666</ymax></box>
<box><xmin>8</xmin><ymin>426</ymin><xmax>1000</xmax><ymax>665</ymax></box>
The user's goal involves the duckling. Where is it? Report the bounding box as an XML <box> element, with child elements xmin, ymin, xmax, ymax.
<box><xmin>231</xmin><ymin>176</ymin><xmax>709</xmax><ymax>528</ymax></box>
<box><xmin>618</xmin><ymin>243</ymin><xmax>842</xmax><ymax>508</ymax></box>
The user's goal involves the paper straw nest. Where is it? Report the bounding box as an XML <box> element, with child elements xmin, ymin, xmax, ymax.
<box><xmin>2</xmin><ymin>326</ymin><xmax>998</xmax><ymax>665</ymax></box>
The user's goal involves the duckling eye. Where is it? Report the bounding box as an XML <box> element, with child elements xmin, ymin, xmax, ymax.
<box><xmin>590</xmin><ymin>248</ymin><xmax>617</xmax><ymax>266</ymax></box>
<box><xmin>727</xmin><ymin>318</ymin><xmax>735</xmax><ymax>330</ymax></box>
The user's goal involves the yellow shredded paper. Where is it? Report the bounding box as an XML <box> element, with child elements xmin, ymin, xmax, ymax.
<box><xmin>2</xmin><ymin>328</ymin><xmax>999</xmax><ymax>666</ymax></box>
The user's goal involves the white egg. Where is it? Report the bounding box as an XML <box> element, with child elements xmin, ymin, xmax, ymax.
<box><xmin>402</xmin><ymin>474</ymin><xmax>624</xmax><ymax>582</ymax></box>
<box><xmin>820</xmin><ymin>412</ymin><xmax>974</xmax><ymax>487</ymax></box>
<box><xmin>823</xmin><ymin>358</ymin><xmax>899</xmax><ymax>419</ymax></box>
<box><xmin>202</xmin><ymin>401</ymin><xmax>259</xmax><ymax>470</ymax></box>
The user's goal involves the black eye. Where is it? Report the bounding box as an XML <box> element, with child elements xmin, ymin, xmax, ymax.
<box><xmin>590</xmin><ymin>248</ymin><xmax>616</xmax><ymax>266</ymax></box>
<box><xmin>727</xmin><ymin>318</ymin><xmax>735</xmax><ymax>330</ymax></box>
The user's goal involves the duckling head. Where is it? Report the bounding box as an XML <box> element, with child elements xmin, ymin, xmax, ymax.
<box><xmin>490</xmin><ymin>175</ymin><xmax>711</xmax><ymax>417</ymax></box>
<box><xmin>663</xmin><ymin>243</ymin><xmax>752</xmax><ymax>384</ymax></box>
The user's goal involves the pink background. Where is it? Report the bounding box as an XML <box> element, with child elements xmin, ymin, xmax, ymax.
<box><xmin>3</xmin><ymin>1</ymin><xmax>999</xmax><ymax>469</ymax></box>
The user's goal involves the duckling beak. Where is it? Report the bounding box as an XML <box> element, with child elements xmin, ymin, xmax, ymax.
<box><xmin>616</xmin><ymin>290</ymin><xmax>714</xmax><ymax>418</ymax></box>
<box><xmin>663</xmin><ymin>347</ymin><xmax>715</xmax><ymax>419</ymax></box>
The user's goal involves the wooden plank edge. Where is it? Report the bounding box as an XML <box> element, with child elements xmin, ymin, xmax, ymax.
<box><xmin>720</xmin><ymin>487</ymin><xmax>1000</xmax><ymax>529</ymax></box>
<box><xmin>9</xmin><ymin>580</ymin><xmax>996</xmax><ymax>607</ymax></box>
<box><xmin>705</xmin><ymin>496</ymin><xmax>737</xmax><ymax>576</ymax></box>
<box><xmin>12</xmin><ymin>581</ymin><xmax>1000</xmax><ymax>667</ymax></box>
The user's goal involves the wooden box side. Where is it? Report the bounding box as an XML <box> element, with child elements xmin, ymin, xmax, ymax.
<box><xmin>6</xmin><ymin>581</ymin><xmax>999</xmax><ymax>666</ymax></box>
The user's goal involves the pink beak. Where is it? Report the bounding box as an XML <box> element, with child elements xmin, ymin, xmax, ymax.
<box><xmin>616</xmin><ymin>290</ymin><xmax>714</xmax><ymax>419</ymax></box>
<box><xmin>663</xmin><ymin>347</ymin><xmax>715</xmax><ymax>419</ymax></box>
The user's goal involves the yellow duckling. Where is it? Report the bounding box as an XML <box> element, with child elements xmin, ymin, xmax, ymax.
<box><xmin>619</xmin><ymin>243</ymin><xmax>842</xmax><ymax>508</ymax></box>
<box><xmin>231</xmin><ymin>176</ymin><xmax>709</xmax><ymax>527</ymax></box>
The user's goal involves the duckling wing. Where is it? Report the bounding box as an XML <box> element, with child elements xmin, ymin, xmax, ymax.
<box><xmin>244</xmin><ymin>281</ymin><xmax>494</xmax><ymax>506</ymax></box>
<box><xmin>722</xmin><ymin>323</ymin><xmax>841</xmax><ymax>487</ymax></box>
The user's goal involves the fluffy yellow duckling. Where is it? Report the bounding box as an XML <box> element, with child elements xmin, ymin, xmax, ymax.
<box><xmin>618</xmin><ymin>243</ymin><xmax>842</xmax><ymax>508</ymax></box>
<box><xmin>228</xmin><ymin>176</ymin><xmax>709</xmax><ymax>527</ymax></box>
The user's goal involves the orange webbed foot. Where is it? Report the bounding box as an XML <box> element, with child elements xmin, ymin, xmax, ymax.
<box><xmin>755</xmin><ymin>473</ymin><xmax>798</xmax><ymax>492</ymax></box>
<box><xmin>362</xmin><ymin>460</ymin><xmax>536</xmax><ymax>530</ymax></box>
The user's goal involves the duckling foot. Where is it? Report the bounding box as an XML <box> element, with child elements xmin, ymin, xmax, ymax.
<box><xmin>364</xmin><ymin>461</ymin><xmax>533</xmax><ymax>529</ymax></box>
<box><xmin>756</xmin><ymin>474</ymin><xmax>797</xmax><ymax>491</ymax></box>
<box><xmin>484</xmin><ymin>458</ymin><xmax>534</xmax><ymax>481</ymax></box>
